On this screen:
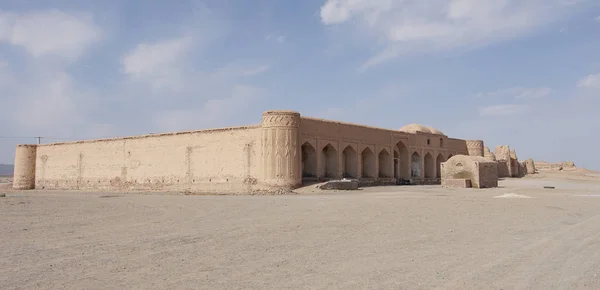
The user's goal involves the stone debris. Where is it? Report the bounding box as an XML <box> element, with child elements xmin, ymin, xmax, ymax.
<box><xmin>319</xmin><ymin>179</ymin><xmax>359</xmax><ymax>190</ymax></box>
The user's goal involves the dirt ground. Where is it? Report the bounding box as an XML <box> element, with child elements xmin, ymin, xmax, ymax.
<box><xmin>2</xmin><ymin>172</ymin><xmax>600</xmax><ymax>289</ymax></box>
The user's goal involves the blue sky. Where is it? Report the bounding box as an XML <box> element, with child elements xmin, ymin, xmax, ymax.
<box><xmin>1</xmin><ymin>0</ymin><xmax>600</xmax><ymax>170</ymax></box>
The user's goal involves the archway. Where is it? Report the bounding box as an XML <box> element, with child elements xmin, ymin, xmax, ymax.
<box><xmin>320</xmin><ymin>144</ymin><xmax>338</xmax><ymax>178</ymax></box>
<box><xmin>378</xmin><ymin>149</ymin><xmax>393</xmax><ymax>178</ymax></box>
<box><xmin>396</xmin><ymin>141</ymin><xmax>410</xmax><ymax>179</ymax></box>
<box><xmin>301</xmin><ymin>142</ymin><xmax>317</xmax><ymax>178</ymax></box>
<box><xmin>394</xmin><ymin>150</ymin><xmax>399</xmax><ymax>178</ymax></box>
<box><xmin>436</xmin><ymin>153</ymin><xmax>445</xmax><ymax>178</ymax></box>
<box><xmin>411</xmin><ymin>152</ymin><xmax>422</xmax><ymax>178</ymax></box>
<box><xmin>342</xmin><ymin>146</ymin><xmax>358</xmax><ymax>178</ymax></box>
<box><xmin>424</xmin><ymin>153</ymin><xmax>434</xmax><ymax>178</ymax></box>
<box><xmin>361</xmin><ymin>148</ymin><xmax>375</xmax><ymax>178</ymax></box>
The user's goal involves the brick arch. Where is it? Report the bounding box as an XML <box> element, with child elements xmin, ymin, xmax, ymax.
<box><xmin>361</xmin><ymin>147</ymin><xmax>376</xmax><ymax>178</ymax></box>
<box><xmin>424</xmin><ymin>153</ymin><xmax>435</xmax><ymax>178</ymax></box>
<box><xmin>301</xmin><ymin>141</ymin><xmax>317</xmax><ymax>178</ymax></box>
<box><xmin>378</xmin><ymin>148</ymin><xmax>393</xmax><ymax>178</ymax></box>
<box><xmin>436</xmin><ymin>153</ymin><xmax>446</xmax><ymax>178</ymax></box>
<box><xmin>320</xmin><ymin>143</ymin><xmax>338</xmax><ymax>178</ymax></box>
<box><xmin>411</xmin><ymin>151</ymin><xmax>422</xmax><ymax>178</ymax></box>
<box><xmin>342</xmin><ymin>145</ymin><xmax>358</xmax><ymax>178</ymax></box>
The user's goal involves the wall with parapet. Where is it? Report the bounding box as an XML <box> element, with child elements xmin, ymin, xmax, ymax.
<box><xmin>33</xmin><ymin>126</ymin><xmax>264</xmax><ymax>194</ymax></box>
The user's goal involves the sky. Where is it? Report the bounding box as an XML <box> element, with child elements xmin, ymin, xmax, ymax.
<box><xmin>1</xmin><ymin>0</ymin><xmax>600</xmax><ymax>170</ymax></box>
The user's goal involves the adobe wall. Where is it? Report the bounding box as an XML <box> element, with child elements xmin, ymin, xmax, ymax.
<box><xmin>440</xmin><ymin>155</ymin><xmax>498</xmax><ymax>189</ymax></box>
<box><xmin>466</xmin><ymin>140</ymin><xmax>484</xmax><ymax>157</ymax></box>
<box><xmin>495</xmin><ymin>145</ymin><xmax>512</xmax><ymax>178</ymax></box>
<box><xmin>477</xmin><ymin>161</ymin><xmax>499</xmax><ymax>188</ymax></box>
<box><xmin>535</xmin><ymin>161</ymin><xmax>577</xmax><ymax>172</ymax></box>
<box><xmin>33</xmin><ymin>126</ymin><xmax>264</xmax><ymax>194</ymax></box>
<box><xmin>525</xmin><ymin>158</ymin><xmax>536</xmax><ymax>174</ymax></box>
<box><xmin>298</xmin><ymin>117</ymin><xmax>469</xmax><ymax>182</ymax></box>
<box><xmin>12</xmin><ymin>109</ymin><xmax>482</xmax><ymax>193</ymax></box>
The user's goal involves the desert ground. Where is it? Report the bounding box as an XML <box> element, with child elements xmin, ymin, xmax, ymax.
<box><xmin>2</xmin><ymin>171</ymin><xmax>600</xmax><ymax>289</ymax></box>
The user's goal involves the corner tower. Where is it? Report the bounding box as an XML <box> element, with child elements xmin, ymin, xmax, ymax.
<box><xmin>260</xmin><ymin>110</ymin><xmax>302</xmax><ymax>190</ymax></box>
<box><xmin>13</xmin><ymin>144</ymin><xmax>37</xmax><ymax>190</ymax></box>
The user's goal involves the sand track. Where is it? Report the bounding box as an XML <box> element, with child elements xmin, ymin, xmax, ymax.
<box><xmin>1</xmin><ymin>173</ymin><xmax>600</xmax><ymax>289</ymax></box>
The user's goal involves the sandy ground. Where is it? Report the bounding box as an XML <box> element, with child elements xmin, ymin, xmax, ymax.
<box><xmin>2</xmin><ymin>172</ymin><xmax>600</xmax><ymax>289</ymax></box>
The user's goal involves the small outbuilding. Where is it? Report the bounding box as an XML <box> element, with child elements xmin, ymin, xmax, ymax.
<box><xmin>441</xmin><ymin>155</ymin><xmax>498</xmax><ymax>189</ymax></box>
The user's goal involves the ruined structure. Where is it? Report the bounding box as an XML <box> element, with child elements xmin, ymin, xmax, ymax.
<box><xmin>495</xmin><ymin>145</ymin><xmax>513</xmax><ymax>178</ymax></box>
<box><xmin>535</xmin><ymin>161</ymin><xmax>577</xmax><ymax>172</ymax></box>
<box><xmin>13</xmin><ymin>110</ymin><xmax>493</xmax><ymax>194</ymax></box>
<box><xmin>441</xmin><ymin>155</ymin><xmax>499</xmax><ymax>188</ymax></box>
<box><xmin>483</xmin><ymin>146</ymin><xmax>496</xmax><ymax>162</ymax></box>
<box><xmin>525</xmin><ymin>158</ymin><xmax>536</xmax><ymax>174</ymax></box>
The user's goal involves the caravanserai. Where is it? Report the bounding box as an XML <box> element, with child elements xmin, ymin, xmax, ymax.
<box><xmin>12</xmin><ymin>110</ymin><xmax>531</xmax><ymax>193</ymax></box>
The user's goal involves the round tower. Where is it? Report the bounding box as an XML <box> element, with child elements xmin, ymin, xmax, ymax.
<box><xmin>13</xmin><ymin>144</ymin><xmax>37</xmax><ymax>190</ymax></box>
<box><xmin>466</xmin><ymin>140</ymin><xmax>484</xmax><ymax>157</ymax></box>
<box><xmin>260</xmin><ymin>110</ymin><xmax>301</xmax><ymax>189</ymax></box>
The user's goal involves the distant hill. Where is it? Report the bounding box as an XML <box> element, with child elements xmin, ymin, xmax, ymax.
<box><xmin>0</xmin><ymin>164</ymin><xmax>14</xmax><ymax>176</ymax></box>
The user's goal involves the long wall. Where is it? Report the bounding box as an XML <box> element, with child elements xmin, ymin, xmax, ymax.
<box><xmin>33</xmin><ymin>126</ymin><xmax>263</xmax><ymax>193</ymax></box>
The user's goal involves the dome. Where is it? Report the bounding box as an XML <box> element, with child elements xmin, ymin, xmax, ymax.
<box><xmin>399</xmin><ymin>123</ymin><xmax>444</xmax><ymax>135</ymax></box>
<box><xmin>425</xmin><ymin>126</ymin><xmax>445</xmax><ymax>136</ymax></box>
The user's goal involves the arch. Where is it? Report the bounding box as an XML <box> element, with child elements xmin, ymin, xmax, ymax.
<box><xmin>378</xmin><ymin>148</ymin><xmax>393</xmax><ymax>178</ymax></box>
<box><xmin>436</xmin><ymin>153</ymin><xmax>446</xmax><ymax>178</ymax></box>
<box><xmin>394</xmin><ymin>150</ymin><xmax>399</xmax><ymax>179</ymax></box>
<box><xmin>411</xmin><ymin>152</ymin><xmax>422</xmax><ymax>178</ymax></box>
<box><xmin>342</xmin><ymin>146</ymin><xmax>358</xmax><ymax>178</ymax></box>
<box><xmin>320</xmin><ymin>144</ymin><xmax>338</xmax><ymax>178</ymax></box>
<box><xmin>424</xmin><ymin>153</ymin><xmax>434</xmax><ymax>178</ymax></box>
<box><xmin>396</xmin><ymin>141</ymin><xmax>410</xmax><ymax>179</ymax></box>
<box><xmin>301</xmin><ymin>142</ymin><xmax>317</xmax><ymax>178</ymax></box>
<box><xmin>361</xmin><ymin>147</ymin><xmax>375</xmax><ymax>178</ymax></box>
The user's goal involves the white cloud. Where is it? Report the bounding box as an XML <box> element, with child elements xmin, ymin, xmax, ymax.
<box><xmin>320</xmin><ymin>0</ymin><xmax>590</xmax><ymax>70</ymax></box>
<box><xmin>121</xmin><ymin>36</ymin><xmax>193</xmax><ymax>92</ymax></box>
<box><xmin>0</xmin><ymin>9</ymin><xmax>101</xmax><ymax>60</ymax></box>
<box><xmin>0</xmin><ymin>9</ymin><xmax>103</xmax><ymax>139</ymax></box>
<box><xmin>153</xmin><ymin>84</ymin><xmax>263</xmax><ymax>132</ymax></box>
<box><xmin>478</xmin><ymin>104</ymin><xmax>527</xmax><ymax>116</ymax></box>
<box><xmin>476</xmin><ymin>87</ymin><xmax>552</xmax><ymax>99</ymax></box>
<box><xmin>0</xmin><ymin>61</ymin><xmax>107</xmax><ymax>142</ymax></box>
<box><xmin>577</xmin><ymin>73</ymin><xmax>600</xmax><ymax>89</ymax></box>
<box><xmin>122</xmin><ymin>36</ymin><xmax>192</xmax><ymax>77</ymax></box>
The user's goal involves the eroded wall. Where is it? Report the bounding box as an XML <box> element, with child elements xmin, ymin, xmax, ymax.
<box><xmin>35</xmin><ymin>126</ymin><xmax>263</xmax><ymax>193</ymax></box>
<box><xmin>441</xmin><ymin>155</ymin><xmax>498</xmax><ymax>189</ymax></box>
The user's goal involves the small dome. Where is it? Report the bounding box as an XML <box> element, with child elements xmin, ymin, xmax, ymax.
<box><xmin>399</xmin><ymin>123</ymin><xmax>444</xmax><ymax>135</ymax></box>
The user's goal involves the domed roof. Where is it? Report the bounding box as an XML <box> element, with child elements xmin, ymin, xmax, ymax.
<box><xmin>399</xmin><ymin>123</ymin><xmax>445</xmax><ymax>135</ymax></box>
<box><xmin>425</xmin><ymin>126</ymin><xmax>445</xmax><ymax>136</ymax></box>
